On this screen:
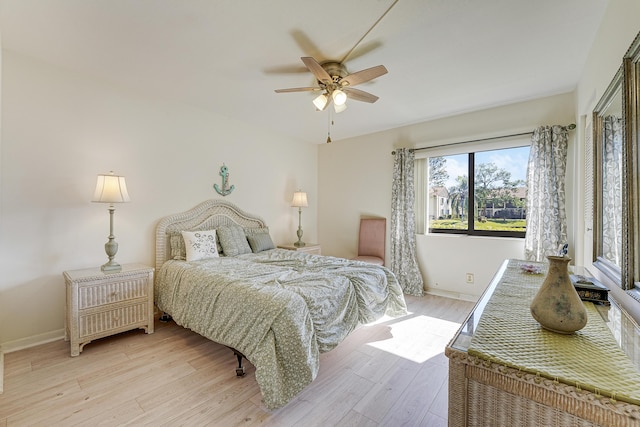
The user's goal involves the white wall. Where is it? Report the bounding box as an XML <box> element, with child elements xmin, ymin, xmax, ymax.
<box><xmin>0</xmin><ymin>50</ymin><xmax>318</xmax><ymax>350</ymax></box>
<box><xmin>318</xmin><ymin>93</ymin><xmax>574</xmax><ymax>300</ymax></box>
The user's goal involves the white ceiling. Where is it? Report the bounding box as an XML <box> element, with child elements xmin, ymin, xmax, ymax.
<box><xmin>0</xmin><ymin>0</ymin><xmax>609</xmax><ymax>144</ymax></box>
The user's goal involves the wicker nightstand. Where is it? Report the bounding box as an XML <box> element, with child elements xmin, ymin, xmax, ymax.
<box><xmin>277</xmin><ymin>243</ymin><xmax>321</xmax><ymax>255</ymax></box>
<box><xmin>63</xmin><ymin>263</ymin><xmax>154</xmax><ymax>356</ymax></box>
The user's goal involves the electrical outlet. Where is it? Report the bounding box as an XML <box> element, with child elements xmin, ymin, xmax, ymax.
<box><xmin>465</xmin><ymin>273</ymin><xmax>474</xmax><ymax>284</ymax></box>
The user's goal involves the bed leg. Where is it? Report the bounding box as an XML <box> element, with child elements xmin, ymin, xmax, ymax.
<box><xmin>159</xmin><ymin>312</ymin><xmax>173</xmax><ymax>322</ymax></box>
<box><xmin>233</xmin><ymin>350</ymin><xmax>245</xmax><ymax>376</ymax></box>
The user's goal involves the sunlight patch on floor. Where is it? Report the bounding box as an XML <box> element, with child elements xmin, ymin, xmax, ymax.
<box><xmin>366</xmin><ymin>315</ymin><xmax>461</xmax><ymax>363</ymax></box>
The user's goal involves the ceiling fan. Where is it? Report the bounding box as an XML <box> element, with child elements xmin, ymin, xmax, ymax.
<box><xmin>274</xmin><ymin>57</ymin><xmax>388</xmax><ymax>113</ymax></box>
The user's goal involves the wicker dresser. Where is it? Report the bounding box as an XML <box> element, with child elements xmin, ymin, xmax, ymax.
<box><xmin>64</xmin><ymin>263</ymin><xmax>154</xmax><ymax>356</ymax></box>
<box><xmin>446</xmin><ymin>260</ymin><xmax>640</xmax><ymax>427</ymax></box>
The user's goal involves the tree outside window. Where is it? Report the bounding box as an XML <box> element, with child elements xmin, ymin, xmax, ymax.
<box><xmin>427</xmin><ymin>146</ymin><xmax>529</xmax><ymax>237</ymax></box>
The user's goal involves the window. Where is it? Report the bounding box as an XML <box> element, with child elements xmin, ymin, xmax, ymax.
<box><xmin>422</xmin><ymin>145</ymin><xmax>529</xmax><ymax>237</ymax></box>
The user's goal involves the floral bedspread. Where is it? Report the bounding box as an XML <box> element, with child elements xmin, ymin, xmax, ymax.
<box><xmin>154</xmin><ymin>249</ymin><xmax>407</xmax><ymax>409</ymax></box>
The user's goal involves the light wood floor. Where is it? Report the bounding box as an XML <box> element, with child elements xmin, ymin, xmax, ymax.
<box><xmin>0</xmin><ymin>295</ymin><xmax>474</xmax><ymax>426</ymax></box>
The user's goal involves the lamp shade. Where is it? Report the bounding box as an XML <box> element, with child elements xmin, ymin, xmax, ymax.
<box><xmin>291</xmin><ymin>191</ymin><xmax>308</xmax><ymax>208</ymax></box>
<box><xmin>92</xmin><ymin>172</ymin><xmax>130</xmax><ymax>203</ymax></box>
<box><xmin>332</xmin><ymin>89</ymin><xmax>347</xmax><ymax>106</ymax></box>
<box><xmin>333</xmin><ymin>102</ymin><xmax>347</xmax><ymax>113</ymax></box>
<box><xmin>313</xmin><ymin>93</ymin><xmax>328</xmax><ymax>111</ymax></box>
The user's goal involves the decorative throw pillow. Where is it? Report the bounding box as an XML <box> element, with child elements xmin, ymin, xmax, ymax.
<box><xmin>181</xmin><ymin>229</ymin><xmax>219</xmax><ymax>261</ymax></box>
<box><xmin>217</xmin><ymin>224</ymin><xmax>252</xmax><ymax>257</ymax></box>
<box><xmin>171</xmin><ymin>229</ymin><xmax>224</xmax><ymax>258</ymax></box>
<box><xmin>169</xmin><ymin>232</ymin><xmax>187</xmax><ymax>260</ymax></box>
<box><xmin>247</xmin><ymin>233</ymin><xmax>275</xmax><ymax>253</ymax></box>
<box><xmin>244</xmin><ymin>226</ymin><xmax>271</xmax><ymax>236</ymax></box>
<box><xmin>216</xmin><ymin>234</ymin><xmax>224</xmax><ymax>255</ymax></box>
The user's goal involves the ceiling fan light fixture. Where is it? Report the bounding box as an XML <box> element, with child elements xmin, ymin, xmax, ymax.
<box><xmin>312</xmin><ymin>93</ymin><xmax>328</xmax><ymax>110</ymax></box>
<box><xmin>332</xmin><ymin>89</ymin><xmax>347</xmax><ymax>106</ymax></box>
<box><xmin>333</xmin><ymin>102</ymin><xmax>347</xmax><ymax>113</ymax></box>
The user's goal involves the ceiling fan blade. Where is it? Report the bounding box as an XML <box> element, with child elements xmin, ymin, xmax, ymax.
<box><xmin>343</xmin><ymin>87</ymin><xmax>379</xmax><ymax>103</ymax></box>
<box><xmin>264</xmin><ymin>64</ymin><xmax>309</xmax><ymax>74</ymax></box>
<box><xmin>301</xmin><ymin>57</ymin><xmax>332</xmax><ymax>84</ymax></box>
<box><xmin>341</xmin><ymin>65</ymin><xmax>388</xmax><ymax>87</ymax></box>
<box><xmin>290</xmin><ymin>29</ymin><xmax>326</xmax><ymax>61</ymax></box>
<box><xmin>275</xmin><ymin>87</ymin><xmax>320</xmax><ymax>93</ymax></box>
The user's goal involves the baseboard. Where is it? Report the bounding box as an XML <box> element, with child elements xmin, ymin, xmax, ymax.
<box><xmin>1</xmin><ymin>329</ymin><xmax>65</xmax><ymax>354</ymax></box>
<box><xmin>425</xmin><ymin>288</ymin><xmax>479</xmax><ymax>302</ymax></box>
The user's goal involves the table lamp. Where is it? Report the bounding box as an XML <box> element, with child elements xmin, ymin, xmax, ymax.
<box><xmin>291</xmin><ymin>190</ymin><xmax>308</xmax><ymax>247</ymax></box>
<box><xmin>92</xmin><ymin>171</ymin><xmax>130</xmax><ymax>272</ymax></box>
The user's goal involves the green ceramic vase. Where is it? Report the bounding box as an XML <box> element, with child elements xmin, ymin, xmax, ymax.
<box><xmin>530</xmin><ymin>256</ymin><xmax>587</xmax><ymax>334</ymax></box>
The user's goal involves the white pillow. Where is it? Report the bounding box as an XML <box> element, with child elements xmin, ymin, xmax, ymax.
<box><xmin>181</xmin><ymin>229</ymin><xmax>219</xmax><ymax>261</ymax></box>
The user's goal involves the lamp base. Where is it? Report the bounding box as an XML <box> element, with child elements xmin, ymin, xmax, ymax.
<box><xmin>102</xmin><ymin>229</ymin><xmax>121</xmax><ymax>273</ymax></box>
<box><xmin>101</xmin><ymin>260</ymin><xmax>122</xmax><ymax>273</ymax></box>
<box><xmin>295</xmin><ymin>225</ymin><xmax>305</xmax><ymax>247</ymax></box>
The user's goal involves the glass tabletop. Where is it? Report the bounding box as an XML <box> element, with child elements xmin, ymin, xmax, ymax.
<box><xmin>447</xmin><ymin>258</ymin><xmax>637</xmax><ymax>373</ymax></box>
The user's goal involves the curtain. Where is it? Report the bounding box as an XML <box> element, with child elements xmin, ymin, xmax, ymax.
<box><xmin>524</xmin><ymin>125</ymin><xmax>569</xmax><ymax>262</ymax></box>
<box><xmin>601</xmin><ymin>116</ymin><xmax>623</xmax><ymax>266</ymax></box>
<box><xmin>391</xmin><ymin>148</ymin><xmax>424</xmax><ymax>296</ymax></box>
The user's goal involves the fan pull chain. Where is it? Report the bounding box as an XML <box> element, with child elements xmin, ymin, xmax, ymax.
<box><xmin>326</xmin><ymin>109</ymin><xmax>333</xmax><ymax>143</ymax></box>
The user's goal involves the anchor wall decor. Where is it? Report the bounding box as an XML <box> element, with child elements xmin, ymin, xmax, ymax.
<box><xmin>214</xmin><ymin>164</ymin><xmax>235</xmax><ymax>196</ymax></box>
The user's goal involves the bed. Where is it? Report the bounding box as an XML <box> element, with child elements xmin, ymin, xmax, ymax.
<box><xmin>154</xmin><ymin>199</ymin><xmax>408</xmax><ymax>409</ymax></box>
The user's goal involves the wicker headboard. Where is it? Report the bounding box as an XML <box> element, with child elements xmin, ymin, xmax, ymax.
<box><xmin>155</xmin><ymin>199</ymin><xmax>267</xmax><ymax>270</ymax></box>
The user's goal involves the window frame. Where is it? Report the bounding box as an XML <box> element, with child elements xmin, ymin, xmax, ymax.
<box><xmin>627</xmin><ymin>32</ymin><xmax>640</xmax><ymax>293</ymax></box>
<box><xmin>417</xmin><ymin>137</ymin><xmax>530</xmax><ymax>239</ymax></box>
<box><xmin>592</xmin><ymin>67</ymin><xmax>624</xmax><ymax>285</ymax></box>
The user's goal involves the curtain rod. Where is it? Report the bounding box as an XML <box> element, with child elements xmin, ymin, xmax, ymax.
<box><xmin>391</xmin><ymin>123</ymin><xmax>576</xmax><ymax>155</ymax></box>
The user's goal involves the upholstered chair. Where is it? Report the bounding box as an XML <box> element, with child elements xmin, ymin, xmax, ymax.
<box><xmin>352</xmin><ymin>218</ymin><xmax>386</xmax><ymax>265</ymax></box>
